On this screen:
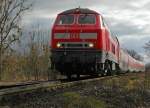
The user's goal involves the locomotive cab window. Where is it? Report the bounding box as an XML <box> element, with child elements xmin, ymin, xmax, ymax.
<box><xmin>56</xmin><ymin>15</ymin><xmax>74</xmax><ymax>25</ymax></box>
<box><xmin>78</xmin><ymin>14</ymin><xmax>96</xmax><ymax>24</ymax></box>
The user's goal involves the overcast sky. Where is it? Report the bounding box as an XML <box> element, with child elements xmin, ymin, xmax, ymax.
<box><xmin>22</xmin><ymin>0</ymin><xmax>150</xmax><ymax>63</ymax></box>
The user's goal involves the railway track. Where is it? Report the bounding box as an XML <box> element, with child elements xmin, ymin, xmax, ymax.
<box><xmin>0</xmin><ymin>80</ymin><xmax>59</xmax><ymax>89</ymax></box>
<box><xmin>0</xmin><ymin>80</ymin><xmax>60</xmax><ymax>97</ymax></box>
<box><xmin>0</xmin><ymin>72</ymin><xmax>144</xmax><ymax>98</ymax></box>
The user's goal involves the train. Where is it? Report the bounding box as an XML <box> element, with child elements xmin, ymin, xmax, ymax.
<box><xmin>50</xmin><ymin>8</ymin><xmax>145</xmax><ymax>79</ymax></box>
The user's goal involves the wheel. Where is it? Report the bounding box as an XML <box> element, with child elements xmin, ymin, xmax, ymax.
<box><xmin>106</xmin><ymin>67</ymin><xmax>111</xmax><ymax>76</ymax></box>
<box><xmin>115</xmin><ymin>65</ymin><xmax>120</xmax><ymax>75</ymax></box>
<box><xmin>104</xmin><ymin>61</ymin><xmax>112</xmax><ymax>76</ymax></box>
<box><xmin>67</xmin><ymin>74</ymin><xmax>71</xmax><ymax>80</ymax></box>
<box><xmin>116</xmin><ymin>69</ymin><xmax>121</xmax><ymax>75</ymax></box>
<box><xmin>77</xmin><ymin>74</ymin><xmax>80</xmax><ymax>79</ymax></box>
<box><xmin>101</xmin><ymin>73</ymin><xmax>104</xmax><ymax>77</ymax></box>
<box><xmin>67</xmin><ymin>72</ymin><xmax>71</xmax><ymax>80</ymax></box>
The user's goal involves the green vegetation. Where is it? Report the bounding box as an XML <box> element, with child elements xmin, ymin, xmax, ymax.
<box><xmin>61</xmin><ymin>92</ymin><xmax>107</xmax><ymax>108</ymax></box>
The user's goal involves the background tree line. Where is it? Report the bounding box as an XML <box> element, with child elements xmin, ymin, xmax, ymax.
<box><xmin>0</xmin><ymin>0</ymin><xmax>31</xmax><ymax>81</ymax></box>
<box><xmin>1</xmin><ymin>25</ymin><xmax>55</xmax><ymax>81</ymax></box>
<box><xmin>126</xmin><ymin>49</ymin><xmax>144</xmax><ymax>61</ymax></box>
<box><xmin>144</xmin><ymin>41</ymin><xmax>150</xmax><ymax>71</ymax></box>
<box><xmin>0</xmin><ymin>0</ymin><xmax>56</xmax><ymax>82</ymax></box>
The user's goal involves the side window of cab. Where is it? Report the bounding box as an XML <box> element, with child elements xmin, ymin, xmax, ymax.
<box><xmin>101</xmin><ymin>17</ymin><xmax>105</xmax><ymax>28</ymax></box>
<box><xmin>102</xmin><ymin>17</ymin><xmax>112</xmax><ymax>35</ymax></box>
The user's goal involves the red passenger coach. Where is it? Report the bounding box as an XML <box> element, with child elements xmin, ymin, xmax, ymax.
<box><xmin>119</xmin><ymin>49</ymin><xmax>145</xmax><ymax>72</ymax></box>
<box><xmin>51</xmin><ymin>8</ymin><xmax>144</xmax><ymax>79</ymax></box>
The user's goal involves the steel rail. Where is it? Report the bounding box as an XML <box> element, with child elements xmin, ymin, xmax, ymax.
<box><xmin>0</xmin><ymin>72</ymin><xmax>143</xmax><ymax>97</ymax></box>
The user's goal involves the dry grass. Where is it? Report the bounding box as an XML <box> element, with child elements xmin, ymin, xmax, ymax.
<box><xmin>0</xmin><ymin>72</ymin><xmax>149</xmax><ymax>108</ymax></box>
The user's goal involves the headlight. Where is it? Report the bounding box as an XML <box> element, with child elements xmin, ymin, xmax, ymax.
<box><xmin>89</xmin><ymin>43</ymin><xmax>94</xmax><ymax>48</ymax></box>
<box><xmin>57</xmin><ymin>43</ymin><xmax>61</xmax><ymax>48</ymax></box>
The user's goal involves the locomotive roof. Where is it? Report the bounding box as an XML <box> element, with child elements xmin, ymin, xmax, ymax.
<box><xmin>59</xmin><ymin>8</ymin><xmax>99</xmax><ymax>15</ymax></box>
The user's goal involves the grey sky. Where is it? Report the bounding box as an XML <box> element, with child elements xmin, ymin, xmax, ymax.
<box><xmin>22</xmin><ymin>0</ymin><xmax>150</xmax><ymax>63</ymax></box>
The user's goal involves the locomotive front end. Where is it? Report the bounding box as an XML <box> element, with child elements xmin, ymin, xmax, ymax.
<box><xmin>51</xmin><ymin>8</ymin><xmax>102</xmax><ymax>78</ymax></box>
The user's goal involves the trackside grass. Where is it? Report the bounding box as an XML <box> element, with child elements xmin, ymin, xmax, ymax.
<box><xmin>0</xmin><ymin>72</ymin><xmax>149</xmax><ymax>108</ymax></box>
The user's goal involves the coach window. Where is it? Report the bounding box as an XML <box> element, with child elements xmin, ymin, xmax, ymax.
<box><xmin>78</xmin><ymin>14</ymin><xmax>96</xmax><ymax>24</ymax></box>
<box><xmin>56</xmin><ymin>15</ymin><xmax>74</xmax><ymax>25</ymax></box>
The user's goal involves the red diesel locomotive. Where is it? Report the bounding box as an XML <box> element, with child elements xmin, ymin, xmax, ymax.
<box><xmin>51</xmin><ymin>8</ymin><xmax>145</xmax><ymax>79</ymax></box>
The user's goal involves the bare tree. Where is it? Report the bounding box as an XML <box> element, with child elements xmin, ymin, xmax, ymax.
<box><xmin>144</xmin><ymin>41</ymin><xmax>150</xmax><ymax>57</ymax></box>
<box><xmin>0</xmin><ymin>0</ymin><xmax>32</xmax><ymax>80</ymax></box>
<box><xmin>126</xmin><ymin>49</ymin><xmax>143</xmax><ymax>61</ymax></box>
<box><xmin>27</xmin><ymin>31</ymin><xmax>40</xmax><ymax>80</ymax></box>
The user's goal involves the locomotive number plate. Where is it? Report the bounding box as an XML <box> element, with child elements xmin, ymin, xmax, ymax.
<box><xmin>70</xmin><ymin>33</ymin><xmax>80</xmax><ymax>39</ymax></box>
